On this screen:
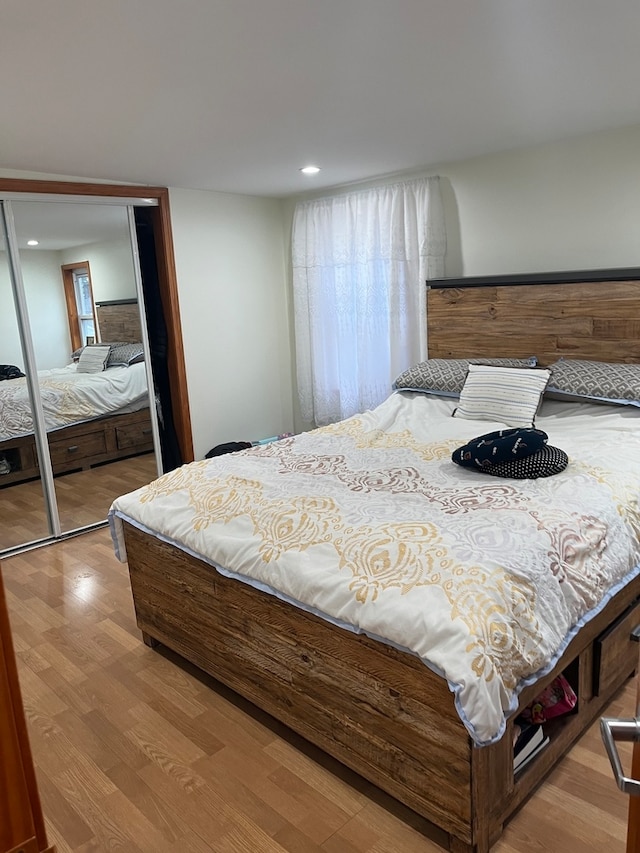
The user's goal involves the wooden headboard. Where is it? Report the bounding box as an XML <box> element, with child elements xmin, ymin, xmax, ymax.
<box><xmin>427</xmin><ymin>268</ymin><xmax>640</xmax><ymax>365</ymax></box>
<box><xmin>96</xmin><ymin>299</ymin><xmax>143</xmax><ymax>344</ymax></box>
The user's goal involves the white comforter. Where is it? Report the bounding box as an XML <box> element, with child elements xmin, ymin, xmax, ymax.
<box><xmin>109</xmin><ymin>393</ymin><xmax>640</xmax><ymax>745</ymax></box>
<box><xmin>0</xmin><ymin>362</ymin><xmax>149</xmax><ymax>440</ymax></box>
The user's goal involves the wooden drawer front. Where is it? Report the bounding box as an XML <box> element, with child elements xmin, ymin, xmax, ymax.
<box><xmin>49</xmin><ymin>430</ymin><xmax>107</xmax><ymax>468</ymax></box>
<box><xmin>0</xmin><ymin>439</ymin><xmax>39</xmax><ymax>486</ymax></box>
<box><xmin>593</xmin><ymin>598</ymin><xmax>640</xmax><ymax>697</ymax></box>
<box><xmin>116</xmin><ymin>421</ymin><xmax>153</xmax><ymax>451</ymax></box>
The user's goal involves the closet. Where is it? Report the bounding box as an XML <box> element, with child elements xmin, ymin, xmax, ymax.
<box><xmin>0</xmin><ymin>179</ymin><xmax>192</xmax><ymax>555</ymax></box>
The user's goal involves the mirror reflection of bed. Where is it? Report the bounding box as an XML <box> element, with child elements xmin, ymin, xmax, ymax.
<box><xmin>0</xmin><ymin>200</ymin><xmax>159</xmax><ymax>552</ymax></box>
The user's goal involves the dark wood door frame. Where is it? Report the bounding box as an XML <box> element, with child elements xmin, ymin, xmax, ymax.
<box><xmin>0</xmin><ymin>178</ymin><xmax>193</xmax><ymax>464</ymax></box>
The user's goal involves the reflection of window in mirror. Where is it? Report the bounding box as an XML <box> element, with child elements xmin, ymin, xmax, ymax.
<box><xmin>61</xmin><ymin>261</ymin><xmax>98</xmax><ymax>352</ymax></box>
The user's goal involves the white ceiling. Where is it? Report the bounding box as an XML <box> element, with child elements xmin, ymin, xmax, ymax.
<box><xmin>1</xmin><ymin>0</ymin><xmax>639</xmax><ymax>198</ymax></box>
<box><xmin>6</xmin><ymin>201</ymin><xmax>137</xmax><ymax>251</ymax></box>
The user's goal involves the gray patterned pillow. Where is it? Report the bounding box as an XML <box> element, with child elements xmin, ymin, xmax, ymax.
<box><xmin>72</xmin><ymin>342</ymin><xmax>145</xmax><ymax>367</ymax></box>
<box><xmin>393</xmin><ymin>356</ymin><xmax>537</xmax><ymax>397</ymax></box>
<box><xmin>547</xmin><ymin>359</ymin><xmax>640</xmax><ymax>407</ymax></box>
<box><xmin>106</xmin><ymin>342</ymin><xmax>145</xmax><ymax>367</ymax></box>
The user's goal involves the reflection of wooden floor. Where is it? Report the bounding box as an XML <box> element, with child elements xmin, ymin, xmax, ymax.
<box><xmin>2</xmin><ymin>528</ymin><xmax>635</xmax><ymax>852</ymax></box>
<box><xmin>0</xmin><ymin>452</ymin><xmax>158</xmax><ymax>552</ymax></box>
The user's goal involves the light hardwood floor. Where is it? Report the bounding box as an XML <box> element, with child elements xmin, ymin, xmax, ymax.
<box><xmin>3</xmin><ymin>529</ymin><xmax>635</xmax><ymax>852</ymax></box>
<box><xmin>0</xmin><ymin>453</ymin><xmax>158</xmax><ymax>552</ymax></box>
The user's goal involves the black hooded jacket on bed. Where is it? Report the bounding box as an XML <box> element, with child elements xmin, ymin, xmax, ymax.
<box><xmin>452</xmin><ymin>427</ymin><xmax>569</xmax><ymax>479</ymax></box>
<box><xmin>452</xmin><ymin>428</ymin><xmax>548</xmax><ymax>468</ymax></box>
<box><xmin>0</xmin><ymin>364</ymin><xmax>25</xmax><ymax>381</ymax></box>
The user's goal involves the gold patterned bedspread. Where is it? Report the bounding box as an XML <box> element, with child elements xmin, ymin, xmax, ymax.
<box><xmin>0</xmin><ymin>363</ymin><xmax>148</xmax><ymax>440</ymax></box>
<box><xmin>109</xmin><ymin>393</ymin><xmax>640</xmax><ymax>744</ymax></box>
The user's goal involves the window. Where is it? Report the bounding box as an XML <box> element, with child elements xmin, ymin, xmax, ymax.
<box><xmin>61</xmin><ymin>262</ymin><xmax>97</xmax><ymax>351</ymax></box>
<box><xmin>292</xmin><ymin>176</ymin><xmax>446</xmax><ymax>426</ymax></box>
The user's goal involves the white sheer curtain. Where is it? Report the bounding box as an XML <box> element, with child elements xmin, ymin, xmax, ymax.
<box><xmin>292</xmin><ymin>175</ymin><xmax>446</xmax><ymax>426</ymax></box>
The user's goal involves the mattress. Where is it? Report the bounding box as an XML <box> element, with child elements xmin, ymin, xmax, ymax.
<box><xmin>0</xmin><ymin>361</ymin><xmax>149</xmax><ymax>441</ymax></box>
<box><xmin>109</xmin><ymin>392</ymin><xmax>640</xmax><ymax>745</ymax></box>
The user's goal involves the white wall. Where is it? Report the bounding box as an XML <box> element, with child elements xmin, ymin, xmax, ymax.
<box><xmin>284</xmin><ymin>124</ymin><xmax>640</xmax><ymax>429</ymax></box>
<box><xmin>0</xmin><ymin>254</ymin><xmax>24</xmax><ymax>369</ymax></box>
<box><xmin>438</xmin><ymin>124</ymin><xmax>640</xmax><ymax>276</ymax></box>
<box><xmin>23</xmin><ymin>252</ymin><xmax>71</xmax><ymax>368</ymax></box>
<box><xmin>285</xmin><ymin>124</ymin><xmax>640</xmax><ymax>280</ymax></box>
<box><xmin>2</xmin><ymin>124</ymin><xmax>637</xmax><ymax>446</ymax></box>
<box><xmin>168</xmin><ymin>187</ymin><xmax>292</xmax><ymax>459</ymax></box>
<box><xmin>0</xmin><ymin>236</ymin><xmax>139</xmax><ymax>373</ymax></box>
<box><xmin>0</xmin><ymin>251</ymin><xmax>70</xmax><ymax>370</ymax></box>
<box><xmin>61</xmin><ymin>237</ymin><xmax>137</xmax><ymax>303</ymax></box>
<box><xmin>0</xmin><ymin>170</ymin><xmax>295</xmax><ymax>458</ymax></box>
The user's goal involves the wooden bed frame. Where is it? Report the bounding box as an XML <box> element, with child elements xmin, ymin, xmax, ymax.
<box><xmin>122</xmin><ymin>270</ymin><xmax>640</xmax><ymax>852</ymax></box>
<box><xmin>0</xmin><ymin>408</ymin><xmax>153</xmax><ymax>488</ymax></box>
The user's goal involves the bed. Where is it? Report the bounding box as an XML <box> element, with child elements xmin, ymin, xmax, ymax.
<box><xmin>109</xmin><ymin>272</ymin><xmax>640</xmax><ymax>852</ymax></box>
<box><xmin>0</xmin><ymin>361</ymin><xmax>152</xmax><ymax>486</ymax></box>
<box><xmin>0</xmin><ymin>300</ymin><xmax>154</xmax><ymax>487</ymax></box>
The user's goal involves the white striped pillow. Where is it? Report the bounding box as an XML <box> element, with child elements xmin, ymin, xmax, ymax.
<box><xmin>454</xmin><ymin>365</ymin><xmax>551</xmax><ymax>427</ymax></box>
<box><xmin>77</xmin><ymin>345</ymin><xmax>110</xmax><ymax>374</ymax></box>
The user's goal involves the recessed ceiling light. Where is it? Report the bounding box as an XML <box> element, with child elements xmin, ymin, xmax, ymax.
<box><xmin>27</xmin><ymin>239</ymin><xmax>39</xmax><ymax>246</ymax></box>
<box><xmin>300</xmin><ymin>165</ymin><xmax>320</xmax><ymax>175</ymax></box>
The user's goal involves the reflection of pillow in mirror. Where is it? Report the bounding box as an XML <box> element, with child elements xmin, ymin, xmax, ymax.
<box><xmin>73</xmin><ymin>341</ymin><xmax>125</xmax><ymax>362</ymax></box>
<box><xmin>453</xmin><ymin>365</ymin><xmax>550</xmax><ymax>427</ymax></box>
<box><xmin>77</xmin><ymin>345</ymin><xmax>110</xmax><ymax>373</ymax></box>
<box><xmin>107</xmin><ymin>342</ymin><xmax>145</xmax><ymax>367</ymax></box>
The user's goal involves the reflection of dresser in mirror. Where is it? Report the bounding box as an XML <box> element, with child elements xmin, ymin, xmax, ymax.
<box><xmin>0</xmin><ymin>560</ymin><xmax>55</xmax><ymax>853</ymax></box>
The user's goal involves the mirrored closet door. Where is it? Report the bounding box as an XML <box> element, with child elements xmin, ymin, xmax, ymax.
<box><xmin>0</xmin><ymin>225</ymin><xmax>50</xmax><ymax>549</ymax></box>
<box><xmin>0</xmin><ymin>195</ymin><xmax>162</xmax><ymax>554</ymax></box>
